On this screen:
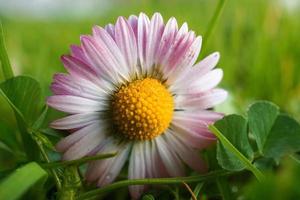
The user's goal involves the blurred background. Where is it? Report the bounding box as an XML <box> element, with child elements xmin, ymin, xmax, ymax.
<box><xmin>1</xmin><ymin>0</ymin><xmax>300</xmax><ymax>199</ymax></box>
<box><xmin>1</xmin><ymin>0</ymin><xmax>300</xmax><ymax>118</ymax></box>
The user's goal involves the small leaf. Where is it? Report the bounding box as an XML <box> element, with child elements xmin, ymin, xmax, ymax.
<box><xmin>0</xmin><ymin>76</ymin><xmax>43</xmax><ymax>160</ymax></box>
<box><xmin>263</xmin><ymin>114</ymin><xmax>300</xmax><ymax>159</ymax></box>
<box><xmin>0</xmin><ymin>162</ymin><xmax>48</xmax><ymax>200</ymax></box>
<box><xmin>0</xmin><ymin>22</ymin><xmax>14</xmax><ymax>80</ymax></box>
<box><xmin>248</xmin><ymin>101</ymin><xmax>279</xmax><ymax>153</ymax></box>
<box><xmin>215</xmin><ymin>114</ymin><xmax>253</xmax><ymax>171</ymax></box>
<box><xmin>0</xmin><ymin>76</ymin><xmax>43</xmax><ymax>126</ymax></box>
<box><xmin>142</xmin><ymin>194</ymin><xmax>155</xmax><ymax>200</ymax></box>
<box><xmin>0</xmin><ymin>122</ymin><xmax>20</xmax><ymax>152</ymax></box>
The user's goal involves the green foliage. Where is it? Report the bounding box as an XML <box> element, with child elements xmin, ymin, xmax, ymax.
<box><xmin>248</xmin><ymin>101</ymin><xmax>279</xmax><ymax>153</ymax></box>
<box><xmin>210</xmin><ymin>101</ymin><xmax>300</xmax><ymax>183</ymax></box>
<box><xmin>215</xmin><ymin>115</ymin><xmax>253</xmax><ymax>171</ymax></box>
<box><xmin>0</xmin><ymin>162</ymin><xmax>48</xmax><ymax>200</ymax></box>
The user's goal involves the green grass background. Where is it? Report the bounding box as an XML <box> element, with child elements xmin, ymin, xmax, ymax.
<box><xmin>1</xmin><ymin>0</ymin><xmax>300</xmax><ymax>119</ymax></box>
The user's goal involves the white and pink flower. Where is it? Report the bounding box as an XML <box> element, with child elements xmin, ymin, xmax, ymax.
<box><xmin>47</xmin><ymin>12</ymin><xmax>227</xmax><ymax>199</ymax></box>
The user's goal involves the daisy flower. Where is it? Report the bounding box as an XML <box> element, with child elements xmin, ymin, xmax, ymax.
<box><xmin>47</xmin><ymin>12</ymin><xmax>227</xmax><ymax>198</ymax></box>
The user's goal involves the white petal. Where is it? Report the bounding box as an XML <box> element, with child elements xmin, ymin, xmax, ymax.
<box><xmin>62</xmin><ymin>122</ymin><xmax>107</xmax><ymax>160</ymax></box>
<box><xmin>173</xmin><ymin>52</ymin><xmax>220</xmax><ymax>86</ymax></box>
<box><xmin>115</xmin><ymin>17</ymin><xmax>138</xmax><ymax>76</ymax></box>
<box><xmin>97</xmin><ymin>143</ymin><xmax>131</xmax><ymax>186</ymax></box>
<box><xmin>137</xmin><ymin>13</ymin><xmax>150</xmax><ymax>75</ymax></box>
<box><xmin>145</xmin><ymin>12</ymin><xmax>164</xmax><ymax>70</ymax></box>
<box><xmin>176</xmin><ymin>89</ymin><xmax>228</xmax><ymax>110</ymax></box>
<box><xmin>172</xmin><ymin>68</ymin><xmax>223</xmax><ymax>94</ymax></box>
<box><xmin>165</xmin><ymin>130</ymin><xmax>208</xmax><ymax>173</ymax></box>
<box><xmin>170</xmin><ymin>123</ymin><xmax>215</xmax><ymax>149</ymax></box>
<box><xmin>47</xmin><ymin>95</ymin><xmax>106</xmax><ymax>114</ymax></box>
<box><xmin>50</xmin><ymin>113</ymin><xmax>100</xmax><ymax>130</ymax></box>
<box><xmin>129</xmin><ymin>141</ymin><xmax>147</xmax><ymax>199</ymax></box>
<box><xmin>56</xmin><ymin>122</ymin><xmax>101</xmax><ymax>152</ymax></box>
<box><xmin>155</xmin><ymin>135</ymin><xmax>185</xmax><ymax>177</ymax></box>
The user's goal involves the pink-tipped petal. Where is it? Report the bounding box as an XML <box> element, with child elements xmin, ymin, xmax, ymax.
<box><xmin>115</xmin><ymin>17</ymin><xmax>138</xmax><ymax>75</ymax></box>
<box><xmin>166</xmin><ymin>35</ymin><xmax>202</xmax><ymax>84</ymax></box>
<box><xmin>62</xmin><ymin>123</ymin><xmax>106</xmax><ymax>160</ymax></box>
<box><xmin>173</xmin><ymin>69</ymin><xmax>223</xmax><ymax>94</ymax></box>
<box><xmin>47</xmin><ymin>95</ymin><xmax>106</xmax><ymax>114</ymax></box>
<box><xmin>157</xmin><ymin>17</ymin><xmax>178</xmax><ymax>66</ymax></box>
<box><xmin>50</xmin><ymin>113</ymin><xmax>100</xmax><ymax>130</ymax></box>
<box><xmin>129</xmin><ymin>142</ymin><xmax>147</xmax><ymax>199</ymax></box>
<box><xmin>137</xmin><ymin>13</ymin><xmax>150</xmax><ymax>74</ymax></box>
<box><xmin>96</xmin><ymin>143</ymin><xmax>131</xmax><ymax>186</ymax></box>
<box><xmin>176</xmin><ymin>88</ymin><xmax>228</xmax><ymax>110</ymax></box>
<box><xmin>128</xmin><ymin>15</ymin><xmax>138</xmax><ymax>38</ymax></box>
<box><xmin>56</xmin><ymin>122</ymin><xmax>101</xmax><ymax>152</ymax></box>
<box><xmin>70</xmin><ymin>45</ymin><xmax>87</xmax><ymax>63</ymax></box>
<box><xmin>104</xmin><ymin>24</ymin><xmax>115</xmax><ymax>39</ymax></box>
<box><xmin>165</xmin><ymin>130</ymin><xmax>208</xmax><ymax>173</ymax></box>
<box><xmin>155</xmin><ymin>135</ymin><xmax>185</xmax><ymax>177</ymax></box>
<box><xmin>145</xmin><ymin>12</ymin><xmax>164</xmax><ymax>69</ymax></box>
<box><xmin>173</xmin><ymin>52</ymin><xmax>220</xmax><ymax>86</ymax></box>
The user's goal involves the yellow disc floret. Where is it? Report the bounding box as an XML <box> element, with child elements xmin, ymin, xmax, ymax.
<box><xmin>111</xmin><ymin>78</ymin><xmax>174</xmax><ymax>140</ymax></box>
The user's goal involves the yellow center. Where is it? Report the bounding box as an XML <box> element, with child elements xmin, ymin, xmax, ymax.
<box><xmin>111</xmin><ymin>78</ymin><xmax>174</xmax><ymax>140</ymax></box>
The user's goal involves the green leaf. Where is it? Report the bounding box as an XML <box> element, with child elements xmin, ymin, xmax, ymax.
<box><xmin>0</xmin><ymin>76</ymin><xmax>43</xmax><ymax>126</ymax></box>
<box><xmin>214</xmin><ymin>114</ymin><xmax>254</xmax><ymax>171</ymax></box>
<box><xmin>0</xmin><ymin>76</ymin><xmax>43</xmax><ymax>160</ymax></box>
<box><xmin>248</xmin><ymin>101</ymin><xmax>279</xmax><ymax>154</ymax></box>
<box><xmin>0</xmin><ymin>162</ymin><xmax>48</xmax><ymax>200</ymax></box>
<box><xmin>0</xmin><ymin>122</ymin><xmax>19</xmax><ymax>152</ymax></box>
<box><xmin>263</xmin><ymin>114</ymin><xmax>300</xmax><ymax>159</ymax></box>
<box><xmin>0</xmin><ymin>22</ymin><xmax>14</xmax><ymax>80</ymax></box>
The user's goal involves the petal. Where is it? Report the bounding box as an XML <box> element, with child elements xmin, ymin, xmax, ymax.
<box><xmin>50</xmin><ymin>113</ymin><xmax>100</xmax><ymax>130</ymax></box>
<box><xmin>173</xmin><ymin>52</ymin><xmax>220</xmax><ymax>86</ymax></box>
<box><xmin>115</xmin><ymin>16</ymin><xmax>138</xmax><ymax>75</ymax></box>
<box><xmin>145</xmin><ymin>12</ymin><xmax>164</xmax><ymax>70</ymax></box>
<box><xmin>104</xmin><ymin>23</ymin><xmax>115</xmax><ymax>39</ymax></box>
<box><xmin>96</xmin><ymin>143</ymin><xmax>131</xmax><ymax>186</ymax></box>
<box><xmin>166</xmin><ymin>35</ymin><xmax>202</xmax><ymax>84</ymax></box>
<box><xmin>150</xmin><ymin>140</ymin><xmax>169</xmax><ymax>178</ymax></box>
<box><xmin>157</xmin><ymin>17</ymin><xmax>178</xmax><ymax>66</ymax></box>
<box><xmin>80</xmin><ymin>35</ymin><xmax>126</xmax><ymax>83</ymax></box>
<box><xmin>128</xmin><ymin>15</ymin><xmax>138</xmax><ymax>38</ymax></box>
<box><xmin>56</xmin><ymin>122</ymin><xmax>101</xmax><ymax>152</ymax></box>
<box><xmin>137</xmin><ymin>13</ymin><xmax>150</xmax><ymax>74</ymax></box>
<box><xmin>92</xmin><ymin>26</ymin><xmax>130</xmax><ymax>80</ymax></box>
<box><xmin>47</xmin><ymin>95</ymin><xmax>106</xmax><ymax>114</ymax></box>
<box><xmin>70</xmin><ymin>45</ymin><xmax>88</xmax><ymax>63</ymax></box>
<box><xmin>172</xmin><ymin>111</ymin><xmax>217</xmax><ymax>139</ymax></box>
<box><xmin>51</xmin><ymin>73</ymin><xmax>109</xmax><ymax>100</ymax></box>
<box><xmin>85</xmin><ymin>138</ymin><xmax>128</xmax><ymax>183</ymax></box>
<box><xmin>173</xmin><ymin>69</ymin><xmax>223</xmax><ymax>94</ymax></box>
<box><xmin>155</xmin><ymin>135</ymin><xmax>185</xmax><ymax>177</ymax></box>
<box><xmin>62</xmin><ymin>122</ymin><xmax>107</xmax><ymax>160</ymax></box>
<box><xmin>129</xmin><ymin>142</ymin><xmax>147</xmax><ymax>199</ymax></box>
<box><xmin>165</xmin><ymin>130</ymin><xmax>208</xmax><ymax>173</ymax></box>
<box><xmin>176</xmin><ymin>89</ymin><xmax>228</xmax><ymax>110</ymax></box>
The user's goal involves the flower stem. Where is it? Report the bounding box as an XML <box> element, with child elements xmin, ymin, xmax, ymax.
<box><xmin>41</xmin><ymin>153</ymin><xmax>117</xmax><ymax>168</ymax></box>
<box><xmin>208</xmin><ymin>125</ymin><xmax>264</xmax><ymax>182</ymax></box>
<box><xmin>0</xmin><ymin>21</ymin><xmax>14</xmax><ymax>80</ymax></box>
<box><xmin>77</xmin><ymin>170</ymin><xmax>232</xmax><ymax>200</ymax></box>
<box><xmin>202</xmin><ymin>0</ymin><xmax>227</xmax><ymax>52</ymax></box>
<box><xmin>34</xmin><ymin>134</ymin><xmax>62</xmax><ymax>190</ymax></box>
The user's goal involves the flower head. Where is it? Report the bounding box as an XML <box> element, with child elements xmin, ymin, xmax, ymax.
<box><xmin>47</xmin><ymin>12</ymin><xmax>227</xmax><ymax>198</ymax></box>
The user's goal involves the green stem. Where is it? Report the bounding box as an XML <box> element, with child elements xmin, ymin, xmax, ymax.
<box><xmin>208</xmin><ymin>125</ymin><xmax>264</xmax><ymax>182</ymax></box>
<box><xmin>41</xmin><ymin>153</ymin><xmax>117</xmax><ymax>168</ymax></box>
<box><xmin>0</xmin><ymin>22</ymin><xmax>14</xmax><ymax>79</ymax></box>
<box><xmin>77</xmin><ymin>170</ymin><xmax>231</xmax><ymax>200</ymax></box>
<box><xmin>202</xmin><ymin>0</ymin><xmax>227</xmax><ymax>52</ymax></box>
<box><xmin>34</xmin><ymin>135</ymin><xmax>62</xmax><ymax>190</ymax></box>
